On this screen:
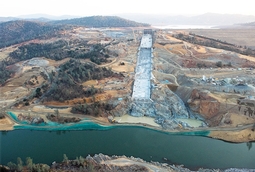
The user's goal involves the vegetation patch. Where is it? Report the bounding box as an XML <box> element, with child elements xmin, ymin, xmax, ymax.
<box><xmin>71</xmin><ymin>102</ymin><xmax>114</xmax><ymax>117</ymax></box>
<box><xmin>0</xmin><ymin>61</ymin><xmax>13</xmax><ymax>85</ymax></box>
<box><xmin>46</xmin><ymin>112</ymin><xmax>81</xmax><ymax>124</ymax></box>
<box><xmin>45</xmin><ymin>59</ymin><xmax>123</xmax><ymax>102</ymax></box>
<box><xmin>51</xmin><ymin>16</ymin><xmax>150</xmax><ymax>27</ymax></box>
<box><xmin>9</xmin><ymin>40</ymin><xmax>112</xmax><ymax>64</ymax></box>
<box><xmin>0</xmin><ymin>20</ymin><xmax>62</xmax><ymax>48</ymax></box>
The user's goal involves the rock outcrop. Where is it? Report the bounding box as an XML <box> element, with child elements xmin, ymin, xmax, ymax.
<box><xmin>129</xmin><ymin>85</ymin><xmax>190</xmax><ymax>128</ymax></box>
<box><xmin>17</xmin><ymin>113</ymin><xmax>45</xmax><ymax>125</ymax></box>
<box><xmin>110</xmin><ymin>98</ymin><xmax>132</xmax><ymax>117</ymax></box>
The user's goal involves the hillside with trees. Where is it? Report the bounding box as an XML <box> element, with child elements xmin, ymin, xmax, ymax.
<box><xmin>45</xmin><ymin>59</ymin><xmax>123</xmax><ymax>102</ymax></box>
<box><xmin>51</xmin><ymin>16</ymin><xmax>150</xmax><ymax>27</ymax></box>
<box><xmin>9</xmin><ymin>40</ymin><xmax>112</xmax><ymax>65</ymax></box>
<box><xmin>71</xmin><ymin>102</ymin><xmax>113</xmax><ymax>117</ymax></box>
<box><xmin>0</xmin><ymin>20</ymin><xmax>62</xmax><ymax>48</ymax></box>
<box><xmin>0</xmin><ymin>61</ymin><xmax>13</xmax><ymax>85</ymax></box>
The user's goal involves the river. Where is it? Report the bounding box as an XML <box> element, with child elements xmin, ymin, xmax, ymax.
<box><xmin>1</xmin><ymin>126</ymin><xmax>255</xmax><ymax>169</ymax></box>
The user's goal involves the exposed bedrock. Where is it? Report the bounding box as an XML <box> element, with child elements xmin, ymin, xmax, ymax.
<box><xmin>130</xmin><ymin>86</ymin><xmax>190</xmax><ymax>128</ymax></box>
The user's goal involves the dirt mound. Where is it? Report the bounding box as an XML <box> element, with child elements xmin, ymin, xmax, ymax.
<box><xmin>187</xmin><ymin>89</ymin><xmax>220</xmax><ymax>119</ymax></box>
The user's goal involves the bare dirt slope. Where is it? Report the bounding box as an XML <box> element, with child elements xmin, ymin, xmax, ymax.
<box><xmin>153</xmin><ymin>30</ymin><xmax>255</xmax><ymax>142</ymax></box>
<box><xmin>189</xmin><ymin>29</ymin><xmax>255</xmax><ymax>49</ymax></box>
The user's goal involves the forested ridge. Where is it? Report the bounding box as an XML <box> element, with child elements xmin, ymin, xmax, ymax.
<box><xmin>45</xmin><ymin>59</ymin><xmax>123</xmax><ymax>102</ymax></box>
<box><xmin>0</xmin><ymin>20</ymin><xmax>62</xmax><ymax>48</ymax></box>
<box><xmin>9</xmin><ymin>40</ymin><xmax>112</xmax><ymax>65</ymax></box>
<box><xmin>51</xmin><ymin>16</ymin><xmax>150</xmax><ymax>27</ymax></box>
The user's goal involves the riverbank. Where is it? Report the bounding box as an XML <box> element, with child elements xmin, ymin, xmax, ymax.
<box><xmin>1</xmin><ymin>111</ymin><xmax>209</xmax><ymax>136</ymax></box>
<box><xmin>0</xmin><ymin>117</ymin><xmax>14</xmax><ymax>130</ymax></box>
<box><xmin>210</xmin><ymin>128</ymin><xmax>255</xmax><ymax>143</ymax></box>
<box><xmin>1</xmin><ymin>111</ymin><xmax>255</xmax><ymax>143</ymax></box>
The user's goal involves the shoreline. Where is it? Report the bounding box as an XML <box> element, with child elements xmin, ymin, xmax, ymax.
<box><xmin>1</xmin><ymin>111</ymin><xmax>255</xmax><ymax>143</ymax></box>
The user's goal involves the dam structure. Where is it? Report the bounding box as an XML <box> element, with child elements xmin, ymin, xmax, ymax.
<box><xmin>131</xmin><ymin>29</ymin><xmax>155</xmax><ymax>117</ymax></box>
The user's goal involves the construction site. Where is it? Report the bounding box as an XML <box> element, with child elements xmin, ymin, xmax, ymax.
<box><xmin>1</xmin><ymin>26</ymin><xmax>255</xmax><ymax>142</ymax></box>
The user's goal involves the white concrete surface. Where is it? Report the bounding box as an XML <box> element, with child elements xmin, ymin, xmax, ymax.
<box><xmin>140</xmin><ymin>34</ymin><xmax>152</xmax><ymax>48</ymax></box>
<box><xmin>132</xmin><ymin>34</ymin><xmax>153</xmax><ymax>100</ymax></box>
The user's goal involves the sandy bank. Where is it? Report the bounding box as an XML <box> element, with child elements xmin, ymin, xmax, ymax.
<box><xmin>113</xmin><ymin>115</ymin><xmax>161</xmax><ymax>127</ymax></box>
<box><xmin>210</xmin><ymin>127</ymin><xmax>255</xmax><ymax>143</ymax></box>
<box><xmin>32</xmin><ymin>105</ymin><xmax>72</xmax><ymax>114</ymax></box>
<box><xmin>0</xmin><ymin>117</ymin><xmax>14</xmax><ymax>131</ymax></box>
<box><xmin>2</xmin><ymin>110</ymin><xmax>255</xmax><ymax>143</ymax></box>
<box><xmin>176</xmin><ymin>118</ymin><xmax>205</xmax><ymax>128</ymax></box>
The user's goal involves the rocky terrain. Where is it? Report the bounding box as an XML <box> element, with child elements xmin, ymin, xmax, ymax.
<box><xmin>1</xmin><ymin>153</ymin><xmax>254</xmax><ymax>172</ymax></box>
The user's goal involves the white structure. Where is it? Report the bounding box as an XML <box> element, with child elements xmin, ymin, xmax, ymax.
<box><xmin>132</xmin><ymin>33</ymin><xmax>153</xmax><ymax>101</ymax></box>
<box><xmin>140</xmin><ymin>34</ymin><xmax>152</xmax><ymax>48</ymax></box>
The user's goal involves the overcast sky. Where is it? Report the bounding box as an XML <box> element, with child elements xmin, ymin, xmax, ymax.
<box><xmin>1</xmin><ymin>0</ymin><xmax>255</xmax><ymax>17</ymax></box>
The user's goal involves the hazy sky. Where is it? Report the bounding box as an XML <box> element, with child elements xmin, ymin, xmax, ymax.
<box><xmin>1</xmin><ymin>0</ymin><xmax>255</xmax><ymax>17</ymax></box>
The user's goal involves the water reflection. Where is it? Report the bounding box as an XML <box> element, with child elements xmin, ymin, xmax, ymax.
<box><xmin>247</xmin><ymin>142</ymin><xmax>253</xmax><ymax>150</ymax></box>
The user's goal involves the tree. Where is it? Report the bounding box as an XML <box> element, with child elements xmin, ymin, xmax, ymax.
<box><xmin>17</xmin><ymin>157</ymin><xmax>23</xmax><ymax>171</ymax></box>
<box><xmin>79</xmin><ymin>156</ymin><xmax>85</xmax><ymax>165</ymax></box>
<box><xmin>63</xmin><ymin>154</ymin><xmax>69</xmax><ymax>164</ymax></box>
<box><xmin>0</xmin><ymin>111</ymin><xmax>5</xmax><ymax>119</ymax></box>
<box><xmin>26</xmin><ymin>157</ymin><xmax>33</xmax><ymax>171</ymax></box>
<box><xmin>35</xmin><ymin>87</ymin><xmax>42</xmax><ymax>98</ymax></box>
<box><xmin>54</xmin><ymin>109</ymin><xmax>60</xmax><ymax>119</ymax></box>
<box><xmin>246</xmin><ymin>142</ymin><xmax>252</xmax><ymax>150</ymax></box>
<box><xmin>215</xmin><ymin>61</ymin><xmax>222</xmax><ymax>67</ymax></box>
<box><xmin>7</xmin><ymin>162</ymin><xmax>17</xmax><ymax>171</ymax></box>
<box><xmin>197</xmin><ymin>63</ymin><xmax>202</xmax><ymax>69</ymax></box>
<box><xmin>92</xmin><ymin>95</ymin><xmax>96</xmax><ymax>103</ymax></box>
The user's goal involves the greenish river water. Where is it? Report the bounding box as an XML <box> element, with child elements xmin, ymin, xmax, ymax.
<box><xmin>0</xmin><ymin>126</ymin><xmax>255</xmax><ymax>170</ymax></box>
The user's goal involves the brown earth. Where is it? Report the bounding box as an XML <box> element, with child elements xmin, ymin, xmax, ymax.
<box><xmin>188</xmin><ymin>29</ymin><xmax>255</xmax><ymax>49</ymax></box>
<box><xmin>43</xmin><ymin>90</ymin><xmax>122</xmax><ymax>106</ymax></box>
<box><xmin>0</xmin><ymin>117</ymin><xmax>14</xmax><ymax>130</ymax></box>
<box><xmin>0</xmin><ymin>47</ymin><xmax>17</xmax><ymax>61</ymax></box>
<box><xmin>188</xmin><ymin>89</ymin><xmax>220</xmax><ymax>119</ymax></box>
<box><xmin>82</xmin><ymin>80</ymin><xmax>98</xmax><ymax>86</ymax></box>
<box><xmin>210</xmin><ymin>127</ymin><xmax>255</xmax><ymax>142</ymax></box>
<box><xmin>157</xmin><ymin>33</ymin><xmax>255</xmax><ymax>68</ymax></box>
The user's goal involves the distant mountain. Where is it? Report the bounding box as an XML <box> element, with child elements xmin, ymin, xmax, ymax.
<box><xmin>51</xmin><ymin>16</ymin><xmax>150</xmax><ymax>27</ymax></box>
<box><xmin>118</xmin><ymin>13</ymin><xmax>255</xmax><ymax>26</ymax></box>
<box><xmin>219</xmin><ymin>20</ymin><xmax>255</xmax><ymax>29</ymax></box>
<box><xmin>0</xmin><ymin>17</ymin><xmax>51</xmax><ymax>23</ymax></box>
<box><xmin>0</xmin><ymin>14</ymin><xmax>81</xmax><ymax>23</ymax></box>
<box><xmin>18</xmin><ymin>13</ymin><xmax>81</xmax><ymax>20</ymax></box>
<box><xmin>0</xmin><ymin>17</ymin><xmax>19</xmax><ymax>23</ymax></box>
<box><xmin>0</xmin><ymin>20</ymin><xmax>61</xmax><ymax>48</ymax></box>
<box><xmin>242</xmin><ymin>21</ymin><xmax>255</xmax><ymax>27</ymax></box>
